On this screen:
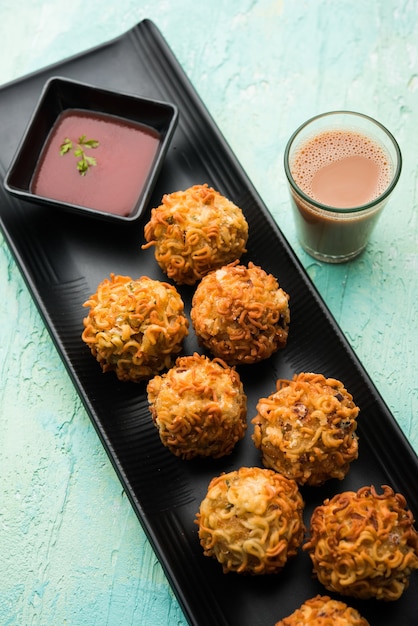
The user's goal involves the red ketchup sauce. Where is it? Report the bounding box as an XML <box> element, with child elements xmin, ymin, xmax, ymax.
<box><xmin>31</xmin><ymin>109</ymin><xmax>160</xmax><ymax>216</ymax></box>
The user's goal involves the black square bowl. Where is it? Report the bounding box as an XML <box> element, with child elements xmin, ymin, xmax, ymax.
<box><xmin>4</xmin><ymin>76</ymin><xmax>178</xmax><ymax>222</ymax></box>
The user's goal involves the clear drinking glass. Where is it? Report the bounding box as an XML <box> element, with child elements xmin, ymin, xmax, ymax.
<box><xmin>284</xmin><ymin>111</ymin><xmax>402</xmax><ymax>263</ymax></box>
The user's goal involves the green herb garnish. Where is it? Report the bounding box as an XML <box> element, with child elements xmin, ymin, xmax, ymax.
<box><xmin>60</xmin><ymin>135</ymin><xmax>99</xmax><ymax>176</ymax></box>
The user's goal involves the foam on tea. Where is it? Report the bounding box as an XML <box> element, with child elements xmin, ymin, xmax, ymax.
<box><xmin>291</xmin><ymin>129</ymin><xmax>392</xmax><ymax>208</ymax></box>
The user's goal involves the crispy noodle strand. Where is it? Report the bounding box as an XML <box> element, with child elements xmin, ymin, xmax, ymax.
<box><xmin>147</xmin><ymin>353</ymin><xmax>247</xmax><ymax>459</ymax></box>
<box><xmin>191</xmin><ymin>261</ymin><xmax>290</xmax><ymax>365</ymax></box>
<box><xmin>252</xmin><ymin>372</ymin><xmax>359</xmax><ymax>485</ymax></box>
<box><xmin>142</xmin><ymin>184</ymin><xmax>249</xmax><ymax>285</ymax></box>
<box><xmin>304</xmin><ymin>485</ymin><xmax>418</xmax><ymax>600</ymax></box>
<box><xmin>81</xmin><ymin>273</ymin><xmax>189</xmax><ymax>382</ymax></box>
<box><xmin>196</xmin><ymin>466</ymin><xmax>305</xmax><ymax>575</ymax></box>
<box><xmin>274</xmin><ymin>594</ymin><xmax>370</xmax><ymax>626</ymax></box>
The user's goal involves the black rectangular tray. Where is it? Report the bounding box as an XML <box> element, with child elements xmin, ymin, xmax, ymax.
<box><xmin>0</xmin><ymin>20</ymin><xmax>417</xmax><ymax>626</ymax></box>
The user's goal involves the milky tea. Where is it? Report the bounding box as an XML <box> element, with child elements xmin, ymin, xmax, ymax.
<box><xmin>284</xmin><ymin>112</ymin><xmax>402</xmax><ymax>263</ymax></box>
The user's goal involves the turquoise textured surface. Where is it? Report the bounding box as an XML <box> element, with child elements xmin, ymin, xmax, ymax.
<box><xmin>0</xmin><ymin>1</ymin><xmax>417</xmax><ymax>625</ymax></box>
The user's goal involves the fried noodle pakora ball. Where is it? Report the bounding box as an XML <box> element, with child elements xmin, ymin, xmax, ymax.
<box><xmin>142</xmin><ymin>183</ymin><xmax>249</xmax><ymax>285</ymax></box>
<box><xmin>252</xmin><ymin>372</ymin><xmax>359</xmax><ymax>486</ymax></box>
<box><xmin>274</xmin><ymin>594</ymin><xmax>370</xmax><ymax>626</ymax></box>
<box><xmin>146</xmin><ymin>353</ymin><xmax>247</xmax><ymax>459</ymax></box>
<box><xmin>304</xmin><ymin>485</ymin><xmax>418</xmax><ymax>601</ymax></box>
<box><xmin>196</xmin><ymin>466</ymin><xmax>305</xmax><ymax>575</ymax></box>
<box><xmin>81</xmin><ymin>273</ymin><xmax>189</xmax><ymax>382</ymax></box>
<box><xmin>190</xmin><ymin>261</ymin><xmax>290</xmax><ymax>365</ymax></box>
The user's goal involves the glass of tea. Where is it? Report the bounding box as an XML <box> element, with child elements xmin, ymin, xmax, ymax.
<box><xmin>284</xmin><ymin>111</ymin><xmax>402</xmax><ymax>263</ymax></box>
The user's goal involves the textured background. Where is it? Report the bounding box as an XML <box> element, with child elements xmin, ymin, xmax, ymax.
<box><xmin>0</xmin><ymin>1</ymin><xmax>417</xmax><ymax>625</ymax></box>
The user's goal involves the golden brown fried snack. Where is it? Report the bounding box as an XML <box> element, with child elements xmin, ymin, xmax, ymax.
<box><xmin>252</xmin><ymin>372</ymin><xmax>359</xmax><ymax>486</ymax></box>
<box><xmin>146</xmin><ymin>352</ymin><xmax>247</xmax><ymax>459</ymax></box>
<box><xmin>304</xmin><ymin>485</ymin><xmax>418</xmax><ymax>601</ymax></box>
<box><xmin>142</xmin><ymin>183</ymin><xmax>248</xmax><ymax>285</ymax></box>
<box><xmin>196</xmin><ymin>466</ymin><xmax>305</xmax><ymax>575</ymax></box>
<box><xmin>274</xmin><ymin>594</ymin><xmax>370</xmax><ymax>626</ymax></box>
<box><xmin>81</xmin><ymin>273</ymin><xmax>189</xmax><ymax>382</ymax></box>
<box><xmin>190</xmin><ymin>261</ymin><xmax>290</xmax><ymax>365</ymax></box>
